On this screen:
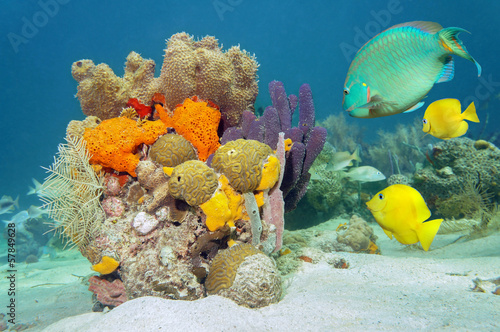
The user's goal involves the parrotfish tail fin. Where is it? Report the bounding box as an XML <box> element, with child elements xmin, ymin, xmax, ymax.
<box><xmin>463</xmin><ymin>102</ymin><xmax>479</xmax><ymax>123</ymax></box>
<box><xmin>417</xmin><ymin>218</ymin><xmax>443</xmax><ymax>251</ymax></box>
<box><xmin>13</xmin><ymin>196</ymin><xmax>19</xmax><ymax>209</ymax></box>
<box><xmin>352</xmin><ymin>146</ymin><xmax>362</xmax><ymax>163</ymax></box>
<box><xmin>438</xmin><ymin>27</ymin><xmax>482</xmax><ymax>76</ymax></box>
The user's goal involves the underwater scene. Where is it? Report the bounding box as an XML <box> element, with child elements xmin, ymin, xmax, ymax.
<box><xmin>1</xmin><ymin>0</ymin><xmax>499</xmax><ymax>331</ymax></box>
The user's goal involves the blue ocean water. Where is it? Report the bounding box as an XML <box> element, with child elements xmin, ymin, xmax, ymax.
<box><xmin>1</xmin><ymin>0</ymin><xmax>499</xmax><ymax>204</ymax></box>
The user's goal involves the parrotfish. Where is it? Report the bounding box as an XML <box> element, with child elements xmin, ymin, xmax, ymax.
<box><xmin>344</xmin><ymin>166</ymin><xmax>386</xmax><ymax>182</ymax></box>
<box><xmin>422</xmin><ymin>99</ymin><xmax>479</xmax><ymax>139</ymax></box>
<box><xmin>343</xmin><ymin>21</ymin><xmax>481</xmax><ymax>118</ymax></box>
<box><xmin>366</xmin><ymin>184</ymin><xmax>443</xmax><ymax>251</ymax></box>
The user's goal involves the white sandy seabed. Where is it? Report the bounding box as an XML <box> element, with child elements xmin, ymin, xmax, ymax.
<box><xmin>1</xmin><ymin>218</ymin><xmax>499</xmax><ymax>332</ymax></box>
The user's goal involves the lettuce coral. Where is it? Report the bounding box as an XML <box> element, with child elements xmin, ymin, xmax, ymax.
<box><xmin>156</xmin><ymin>97</ymin><xmax>220</xmax><ymax>161</ymax></box>
<box><xmin>83</xmin><ymin>117</ymin><xmax>166</xmax><ymax>177</ymax></box>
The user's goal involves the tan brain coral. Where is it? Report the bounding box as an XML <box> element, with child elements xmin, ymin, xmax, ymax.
<box><xmin>205</xmin><ymin>244</ymin><xmax>281</xmax><ymax>308</ymax></box>
<box><xmin>167</xmin><ymin>160</ymin><xmax>218</xmax><ymax>206</ymax></box>
<box><xmin>149</xmin><ymin>134</ymin><xmax>197</xmax><ymax>167</ymax></box>
<box><xmin>211</xmin><ymin>139</ymin><xmax>275</xmax><ymax>193</ymax></box>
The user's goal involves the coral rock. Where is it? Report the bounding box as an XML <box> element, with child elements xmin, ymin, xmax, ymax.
<box><xmin>168</xmin><ymin>160</ymin><xmax>218</xmax><ymax>206</ymax></box>
<box><xmin>150</xmin><ymin>134</ymin><xmax>197</xmax><ymax>167</ymax></box>
<box><xmin>102</xmin><ymin>197</ymin><xmax>125</xmax><ymax>218</ymax></box>
<box><xmin>156</xmin><ymin>98</ymin><xmax>220</xmax><ymax>161</ymax></box>
<box><xmin>83</xmin><ymin>117</ymin><xmax>166</xmax><ymax>177</ymax></box>
<box><xmin>132</xmin><ymin>212</ymin><xmax>159</xmax><ymax>235</ymax></box>
<box><xmin>88</xmin><ymin>276</ymin><xmax>128</xmax><ymax>307</ymax></box>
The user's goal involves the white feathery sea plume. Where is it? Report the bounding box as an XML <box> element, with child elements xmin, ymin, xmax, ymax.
<box><xmin>38</xmin><ymin>136</ymin><xmax>104</xmax><ymax>248</ymax></box>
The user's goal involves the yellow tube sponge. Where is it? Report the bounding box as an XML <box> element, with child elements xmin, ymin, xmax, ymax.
<box><xmin>200</xmin><ymin>187</ymin><xmax>232</xmax><ymax>232</ymax></box>
<box><xmin>91</xmin><ymin>256</ymin><xmax>119</xmax><ymax>275</ymax></box>
<box><xmin>256</xmin><ymin>155</ymin><xmax>280</xmax><ymax>191</ymax></box>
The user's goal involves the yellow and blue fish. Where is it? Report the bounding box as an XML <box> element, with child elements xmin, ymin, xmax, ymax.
<box><xmin>343</xmin><ymin>21</ymin><xmax>481</xmax><ymax>118</ymax></box>
<box><xmin>422</xmin><ymin>99</ymin><xmax>479</xmax><ymax>139</ymax></box>
<box><xmin>366</xmin><ymin>184</ymin><xmax>443</xmax><ymax>251</ymax></box>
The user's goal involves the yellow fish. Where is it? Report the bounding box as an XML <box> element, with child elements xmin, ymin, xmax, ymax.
<box><xmin>422</xmin><ymin>99</ymin><xmax>479</xmax><ymax>139</ymax></box>
<box><xmin>366</xmin><ymin>184</ymin><xmax>443</xmax><ymax>251</ymax></box>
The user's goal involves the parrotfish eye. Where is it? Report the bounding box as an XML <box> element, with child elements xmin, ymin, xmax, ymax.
<box><xmin>378</xmin><ymin>193</ymin><xmax>384</xmax><ymax>200</ymax></box>
<box><xmin>343</xmin><ymin>87</ymin><xmax>350</xmax><ymax>95</ymax></box>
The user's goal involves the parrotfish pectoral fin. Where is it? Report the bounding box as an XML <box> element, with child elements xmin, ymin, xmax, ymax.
<box><xmin>463</xmin><ymin>102</ymin><xmax>479</xmax><ymax>123</ymax></box>
<box><xmin>403</xmin><ymin>102</ymin><xmax>425</xmax><ymax>113</ymax></box>
<box><xmin>416</xmin><ymin>218</ymin><xmax>443</xmax><ymax>251</ymax></box>
<box><xmin>436</xmin><ymin>56</ymin><xmax>455</xmax><ymax>83</ymax></box>
<box><xmin>357</xmin><ymin>95</ymin><xmax>384</xmax><ymax>109</ymax></box>
<box><xmin>438</xmin><ymin>27</ymin><xmax>482</xmax><ymax>76</ymax></box>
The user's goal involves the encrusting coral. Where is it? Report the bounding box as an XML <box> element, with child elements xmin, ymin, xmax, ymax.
<box><xmin>83</xmin><ymin>117</ymin><xmax>166</xmax><ymax>177</ymax></box>
<box><xmin>91</xmin><ymin>255</ymin><xmax>120</xmax><ymax>275</ymax></box>
<box><xmin>72</xmin><ymin>33</ymin><xmax>258</xmax><ymax>127</ymax></box>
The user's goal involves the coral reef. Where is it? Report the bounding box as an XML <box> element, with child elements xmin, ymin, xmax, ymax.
<box><xmin>205</xmin><ymin>244</ymin><xmax>281</xmax><ymax>308</ymax></box>
<box><xmin>156</xmin><ymin>97</ymin><xmax>221</xmax><ymax>161</ymax></box>
<box><xmin>319</xmin><ymin>112</ymin><xmax>364</xmax><ymax>153</ymax></box>
<box><xmin>44</xmin><ymin>33</ymin><xmax>337</xmax><ymax>310</ymax></box>
<box><xmin>366</xmin><ymin>117</ymin><xmax>432</xmax><ymax>176</ymax></box>
<box><xmin>221</xmin><ymin>81</ymin><xmax>327</xmax><ymax>212</ymax></box>
<box><xmin>413</xmin><ymin>137</ymin><xmax>500</xmax><ymax>221</ymax></box>
<box><xmin>306</xmin><ymin>143</ymin><xmax>345</xmax><ymax>213</ymax></box>
<box><xmin>72</xmin><ymin>33</ymin><xmax>258</xmax><ymax>128</ymax></box>
<box><xmin>149</xmin><ymin>134</ymin><xmax>197</xmax><ymax>167</ymax></box>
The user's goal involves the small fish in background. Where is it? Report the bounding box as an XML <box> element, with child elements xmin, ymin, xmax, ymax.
<box><xmin>2</xmin><ymin>210</ymin><xmax>30</xmax><ymax>234</ymax></box>
<box><xmin>326</xmin><ymin>146</ymin><xmax>361</xmax><ymax>171</ymax></box>
<box><xmin>27</xmin><ymin>205</ymin><xmax>47</xmax><ymax>219</ymax></box>
<box><xmin>366</xmin><ymin>184</ymin><xmax>443</xmax><ymax>251</ymax></box>
<box><xmin>27</xmin><ymin>178</ymin><xmax>43</xmax><ymax>195</ymax></box>
<box><xmin>344</xmin><ymin>166</ymin><xmax>386</xmax><ymax>183</ymax></box>
<box><xmin>343</xmin><ymin>21</ymin><xmax>481</xmax><ymax>118</ymax></box>
<box><xmin>0</xmin><ymin>195</ymin><xmax>19</xmax><ymax>215</ymax></box>
<box><xmin>422</xmin><ymin>99</ymin><xmax>479</xmax><ymax>139</ymax></box>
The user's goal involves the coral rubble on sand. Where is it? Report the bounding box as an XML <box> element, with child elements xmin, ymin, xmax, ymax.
<box><xmin>39</xmin><ymin>33</ymin><xmax>327</xmax><ymax>309</ymax></box>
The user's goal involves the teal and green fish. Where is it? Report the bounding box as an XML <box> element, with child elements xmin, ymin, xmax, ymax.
<box><xmin>343</xmin><ymin>21</ymin><xmax>481</xmax><ymax>118</ymax></box>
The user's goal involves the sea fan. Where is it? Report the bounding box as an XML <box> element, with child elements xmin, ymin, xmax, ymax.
<box><xmin>38</xmin><ymin>136</ymin><xmax>104</xmax><ymax>248</ymax></box>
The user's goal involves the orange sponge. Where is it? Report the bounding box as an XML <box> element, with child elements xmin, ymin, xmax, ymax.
<box><xmin>84</xmin><ymin>117</ymin><xmax>166</xmax><ymax>177</ymax></box>
<box><xmin>156</xmin><ymin>97</ymin><xmax>221</xmax><ymax>161</ymax></box>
